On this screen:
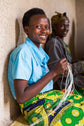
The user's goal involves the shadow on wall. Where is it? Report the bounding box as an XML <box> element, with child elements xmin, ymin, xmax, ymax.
<box><xmin>69</xmin><ymin>20</ymin><xmax>75</xmax><ymax>61</ymax></box>
<box><xmin>3</xmin><ymin>18</ymin><xmax>25</xmax><ymax>121</ymax></box>
<box><xmin>3</xmin><ymin>53</ymin><xmax>21</xmax><ymax>121</ymax></box>
<box><xmin>15</xmin><ymin>18</ymin><xmax>26</xmax><ymax>46</ymax></box>
<box><xmin>15</xmin><ymin>19</ymin><xmax>20</xmax><ymax>47</ymax></box>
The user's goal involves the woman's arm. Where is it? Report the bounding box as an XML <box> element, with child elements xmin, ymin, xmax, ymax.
<box><xmin>14</xmin><ymin>58</ymin><xmax>68</xmax><ymax>104</ymax></box>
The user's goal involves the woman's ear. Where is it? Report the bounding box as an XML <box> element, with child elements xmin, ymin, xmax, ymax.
<box><xmin>24</xmin><ymin>26</ymin><xmax>29</xmax><ymax>35</ymax></box>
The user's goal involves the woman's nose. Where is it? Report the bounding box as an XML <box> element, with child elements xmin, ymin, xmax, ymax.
<box><xmin>41</xmin><ymin>27</ymin><xmax>46</xmax><ymax>32</ymax></box>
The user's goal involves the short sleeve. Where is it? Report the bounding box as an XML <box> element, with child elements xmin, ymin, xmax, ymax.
<box><xmin>12</xmin><ymin>49</ymin><xmax>32</xmax><ymax>80</ymax></box>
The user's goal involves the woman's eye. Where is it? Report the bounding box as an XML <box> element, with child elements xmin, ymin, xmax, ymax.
<box><xmin>60</xmin><ymin>25</ymin><xmax>64</xmax><ymax>28</ymax></box>
<box><xmin>66</xmin><ymin>25</ymin><xmax>69</xmax><ymax>27</ymax></box>
<box><xmin>45</xmin><ymin>26</ymin><xmax>49</xmax><ymax>30</ymax></box>
<box><xmin>35</xmin><ymin>25</ymin><xmax>49</xmax><ymax>30</ymax></box>
<box><xmin>36</xmin><ymin>25</ymin><xmax>41</xmax><ymax>29</ymax></box>
<box><xmin>60</xmin><ymin>24</ymin><xmax>69</xmax><ymax>28</ymax></box>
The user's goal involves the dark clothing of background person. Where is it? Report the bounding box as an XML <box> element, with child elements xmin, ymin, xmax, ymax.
<box><xmin>45</xmin><ymin>35</ymin><xmax>84</xmax><ymax>90</ymax></box>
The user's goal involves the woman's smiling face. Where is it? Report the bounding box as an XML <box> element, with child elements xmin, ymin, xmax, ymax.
<box><xmin>25</xmin><ymin>14</ymin><xmax>50</xmax><ymax>48</ymax></box>
<box><xmin>54</xmin><ymin>19</ymin><xmax>69</xmax><ymax>39</ymax></box>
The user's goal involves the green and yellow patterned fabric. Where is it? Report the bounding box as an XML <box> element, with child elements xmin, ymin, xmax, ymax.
<box><xmin>19</xmin><ymin>90</ymin><xmax>84</xmax><ymax>126</ymax></box>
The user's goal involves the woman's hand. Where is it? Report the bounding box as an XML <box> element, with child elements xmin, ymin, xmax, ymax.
<box><xmin>53</xmin><ymin>58</ymin><xmax>69</xmax><ymax>76</ymax></box>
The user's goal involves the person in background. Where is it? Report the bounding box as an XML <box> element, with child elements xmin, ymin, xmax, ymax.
<box><xmin>45</xmin><ymin>12</ymin><xmax>84</xmax><ymax>92</ymax></box>
<box><xmin>8</xmin><ymin>8</ymin><xmax>84</xmax><ymax>125</ymax></box>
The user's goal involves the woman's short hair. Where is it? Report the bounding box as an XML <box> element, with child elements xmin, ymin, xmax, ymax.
<box><xmin>22</xmin><ymin>8</ymin><xmax>46</xmax><ymax>28</ymax></box>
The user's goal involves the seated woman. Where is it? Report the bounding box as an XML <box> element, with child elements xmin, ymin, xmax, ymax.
<box><xmin>45</xmin><ymin>12</ymin><xmax>84</xmax><ymax>93</ymax></box>
<box><xmin>8</xmin><ymin>8</ymin><xmax>84</xmax><ymax>126</ymax></box>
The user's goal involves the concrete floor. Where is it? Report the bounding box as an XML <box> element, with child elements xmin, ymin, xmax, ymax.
<box><xmin>10</xmin><ymin>115</ymin><xmax>29</xmax><ymax>126</ymax></box>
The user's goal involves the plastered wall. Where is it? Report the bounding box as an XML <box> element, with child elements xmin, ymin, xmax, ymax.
<box><xmin>76</xmin><ymin>0</ymin><xmax>84</xmax><ymax>59</ymax></box>
<box><xmin>0</xmin><ymin>0</ymin><xmax>76</xmax><ymax>125</ymax></box>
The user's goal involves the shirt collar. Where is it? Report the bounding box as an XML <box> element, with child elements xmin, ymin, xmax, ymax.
<box><xmin>25</xmin><ymin>37</ymin><xmax>49</xmax><ymax>65</ymax></box>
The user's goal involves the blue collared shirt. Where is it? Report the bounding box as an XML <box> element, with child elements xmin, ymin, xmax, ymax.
<box><xmin>8</xmin><ymin>38</ymin><xmax>53</xmax><ymax>99</ymax></box>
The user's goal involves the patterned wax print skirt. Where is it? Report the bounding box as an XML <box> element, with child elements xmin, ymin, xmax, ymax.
<box><xmin>19</xmin><ymin>89</ymin><xmax>84</xmax><ymax>126</ymax></box>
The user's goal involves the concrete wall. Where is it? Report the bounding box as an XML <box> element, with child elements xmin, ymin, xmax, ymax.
<box><xmin>0</xmin><ymin>0</ymin><xmax>76</xmax><ymax>125</ymax></box>
<box><xmin>75</xmin><ymin>0</ymin><xmax>84</xmax><ymax>59</ymax></box>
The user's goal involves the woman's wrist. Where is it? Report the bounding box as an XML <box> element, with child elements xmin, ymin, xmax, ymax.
<box><xmin>50</xmin><ymin>69</ymin><xmax>58</xmax><ymax>78</ymax></box>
